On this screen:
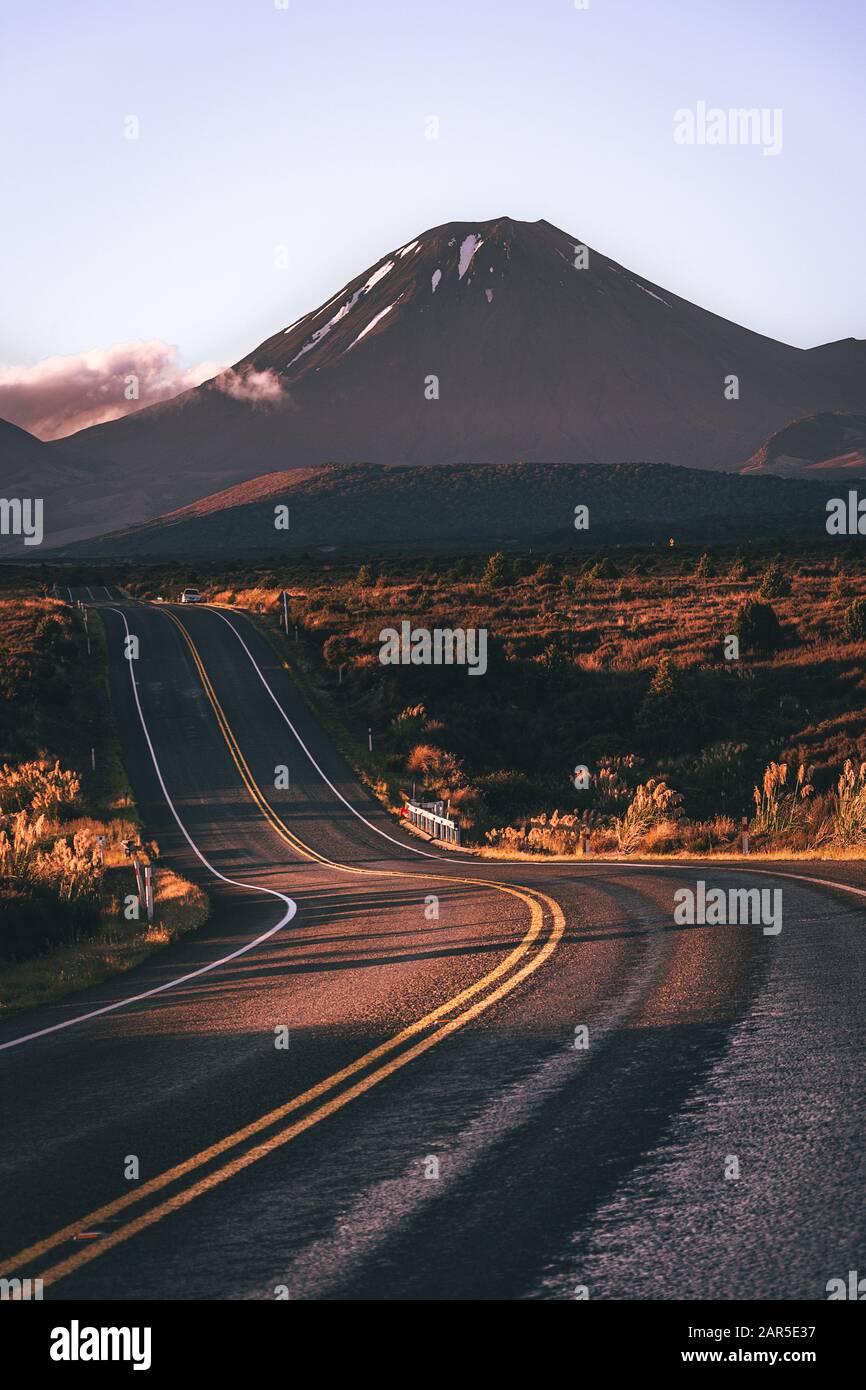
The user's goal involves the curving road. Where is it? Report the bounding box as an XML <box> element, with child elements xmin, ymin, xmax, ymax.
<box><xmin>1</xmin><ymin>591</ymin><xmax>865</xmax><ymax>1301</ymax></box>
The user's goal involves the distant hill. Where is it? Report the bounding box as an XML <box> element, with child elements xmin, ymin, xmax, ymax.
<box><xmin>0</xmin><ymin>418</ymin><xmax>158</xmax><ymax>554</ymax></box>
<box><xmin>740</xmin><ymin>411</ymin><xmax>866</xmax><ymax>479</ymax></box>
<box><xmin>58</xmin><ymin>460</ymin><xmax>841</xmax><ymax>557</ymax></box>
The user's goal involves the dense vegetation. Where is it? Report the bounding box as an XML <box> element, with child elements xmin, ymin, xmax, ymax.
<box><xmin>0</xmin><ymin>588</ymin><xmax>137</xmax><ymax>960</ymax></box>
<box><xmin>0</xmin><ymin>582</ymin><xmax>206</xmax><ymax>994</ymax></box>
<box><xmin>107</xmin><ymin>539</ymin><xmax>866</xmax><ymax>856</ymax></box>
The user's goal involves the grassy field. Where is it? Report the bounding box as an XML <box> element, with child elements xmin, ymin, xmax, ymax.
<box><xmin>0</xmin><ymin>579</ymin><xmax>208</xmax><ymax>1018</ymax></box>
<box><xmin>87</xmin><ymin>539</ymin><xmax>866</xmax><ymax>859</ymax></box>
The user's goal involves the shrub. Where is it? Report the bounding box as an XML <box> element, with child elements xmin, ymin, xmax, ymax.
<box><xmin>832</xmin><ymin>760</ymin><xmax>866</xmax><ymax>845</ymax></box>
<box><xmin>482</xmin><ymin>552</ymin><xmax>509</xmax><ymax>589</ymax></box>
<box><xmin>758</xmin><ymin>561</ymin><xmax>792</xmax><ymax>599</ymax></box>
<box><xmin>694</xmin><ymin>552</ymin><xmax>714</xmax><ymax>578</ymax></box>
<box><xmin>587</xmin><ymin>555</ymin><xmax>620</xmax><ymax>581</ymax></box>
<box><xmin>0</xmin><ymin>882</ymin><xmax>101</xmax><ymax>962</ymax></box>
<box><xmin>752</xmin><ymin>760</ymin><xmax>813</xmax><ymax>835</ymax></box>
<box><xmin>0</xmin><ymin>760</ymin><xmax>81</xmax><ymax>817</ymax></box>
<box><xmin>841</xmin><ymin>597</ymin><xmax>866</xmax><ymax>641</ymax></box>
<box><xmin>734</xmin><ymin>598</ymin><xmax>783</xmax><ymax>653</ymax></box>
<box><xmin>613</xmin><ymin>779</ymin><xmax>682</xmax><ymax>852</ymax></box>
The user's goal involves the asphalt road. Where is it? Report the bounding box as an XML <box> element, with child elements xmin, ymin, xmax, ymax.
<box><xmin>1</xmin><ymin>591</ymin><xmax>865</xmax><ymax>1301</ymax></box>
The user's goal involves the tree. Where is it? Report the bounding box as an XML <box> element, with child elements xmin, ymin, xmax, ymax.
<box><xmin>734</xmin><ymin>597</ymin><xmax>783</xmax><ymax>652</ymax></box>
<box><xmin>694</xmin><ymin>551</ymin><xmax>714</xmax><ymax>578</ymax></box>
<box><xmin>728</xmin><ymin>549</ymin><xmax>751</xmax><ymax>581</ymax></box>
<box><xmin>482</xmin><ymin>552</ymin><xmax>509</xmax><ymax>588</ymax></box>
<box><xmin>637</xmin><ymin>654</ymin><xmax>687</xmax><ymax>741</ymax></box>
<box><xmin>841</xmin><ymin>597</ymin><xmax>866</xmax><ymax>641</ymax></box>
<box><xmin>758</xmin><ymin>560</ymin><xmax>791</xmax><ymax>600</ymax></box>
<box><xmin>322</xmin><ymin>634</ymin><xmax>356</xmax><ymax>670</ymax></box>
<box><xmin>587</xmin><ymin>555</ymin><xmax>620</xmax><ymax>581</ymax></box>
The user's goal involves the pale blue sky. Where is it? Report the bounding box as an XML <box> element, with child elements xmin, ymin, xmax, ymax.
<box><xmin>2</xmin><ymin>0</ymin><xmax>864</xmax><ymax>369</ymax></box>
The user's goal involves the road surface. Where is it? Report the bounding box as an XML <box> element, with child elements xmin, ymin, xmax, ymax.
<box><xmin>1</xmin><ymin>590</ymin><xmax>865</xmax><ymax>1301</ymax></box>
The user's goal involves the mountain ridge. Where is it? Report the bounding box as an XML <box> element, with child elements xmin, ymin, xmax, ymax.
<box><xmin>55</xmin><ymin>459</ymin><xmax>843</xmax><ymax>559</ymax></box>
<box><xmin>3</xmin><ymin>214</ymin><xmax>863</xmax><ymax>548</ymax></box>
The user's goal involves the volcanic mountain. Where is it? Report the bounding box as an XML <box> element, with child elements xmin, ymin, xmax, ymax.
<box><xmin>14</xmin><ymin>215</ymin><xmax>866</xmax><ymax>546</ymax></box>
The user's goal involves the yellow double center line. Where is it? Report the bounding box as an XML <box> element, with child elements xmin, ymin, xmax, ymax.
<box><xmin>0</xmin><ymin>607</ymin><xmax>564</xmax><ymax>1291</ymax></box>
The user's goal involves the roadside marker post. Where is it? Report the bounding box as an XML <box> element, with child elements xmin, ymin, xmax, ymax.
<box><xmin>144</xmin><ymin>865</ymin><xmax>154</xmax><ymax>923</ymax></box>
<box><xmin>742</xmin><ymin>816</ymin><xmax>750</xmax><ymax>855</ymax></box>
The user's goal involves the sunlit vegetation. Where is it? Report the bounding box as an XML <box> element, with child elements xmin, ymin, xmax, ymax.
<box><xmin>43</xmin><ymin>540</ymin><xmax>866</xmax><ymax>856</ymax></box>
<box><xmin>0</xmin><ymin>582</ymin><xmax>207</xmax><ymax>1010</ymax></box>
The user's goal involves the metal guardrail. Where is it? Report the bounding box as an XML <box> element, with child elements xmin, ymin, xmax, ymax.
<box><xmin>405</xmin><ymin>802</ymin><xmax>461</xmax><ymax>845</ymax></box>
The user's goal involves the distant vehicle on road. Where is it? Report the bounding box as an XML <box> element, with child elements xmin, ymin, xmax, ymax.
<box><xmin>180</xmin><ymin>587</ymin><xmax>203</xmax><ymax>604</ymax></box>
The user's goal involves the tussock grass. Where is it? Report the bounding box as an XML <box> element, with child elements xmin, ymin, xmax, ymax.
<box><xmin>0</xmin><ymin>866</ymin><xmax>209</xmax><ymax>1018</ymax></box>
<box><xmin>0</xmin><ymin>580</ymin><xmax>209</xmax><ymax>1014</ymax></box>
<box><xmin>89</xmin><ymin>546</ymin><xmax>866</xmax><ymax>857</ymax></box>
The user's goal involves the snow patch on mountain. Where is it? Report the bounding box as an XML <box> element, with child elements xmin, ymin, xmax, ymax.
<box><xmin>286</xmin><ymin>261</ymin><xmax>396</xmax><ymax>366</ymax></box>
<box><xmin>431</xmin><ymin>269</ymin><xmax>442</xmax><ymax>293</ymax></box>
<box><xmin>458</xmin><ymin>234</ymin><xmax>484</xmax><ymax>279</ymax></box>
<box><xmin>348</xmin><ymin>295</ymin><xmax>403</xmax><ymax>349</ymax></box>
<box><xmin>397</xmin><ymin>239</ymin><xmax>420</xmax><ymax>258</ymax></box>
<box><xmin>633</xmin><ymin>281</ymin><xmax>670</xmax><ymax>307</ymax></box>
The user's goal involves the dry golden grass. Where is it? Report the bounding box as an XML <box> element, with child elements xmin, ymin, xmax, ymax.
<box><xmin>120</xmin><ymin>548</ymin><xmax>866</xmax><ymax>856</ymax></box>
<box><xmin>0</xmin><ymin>864</ymin><xmax>208</xmax><ymax>1018</ymax></box>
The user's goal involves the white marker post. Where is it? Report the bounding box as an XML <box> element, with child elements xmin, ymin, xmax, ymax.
<box><xmin>741</xmin><ymin>816</ymin><xmax>750</xmax><ymax>855</ymax></box>
<box><xmin>282</xmin><ymin>590</ymin><xmax>289</xmax><ymax>635</ymax></box>
<box><xmin>368</xmin><ymin>727</ymin><xmax>373</xmax><ymax>753</ymax></box>
<box><xmin>144</xmin><ymin>865</ymin><xmax>154</xmax><ymax>923</ymax></box>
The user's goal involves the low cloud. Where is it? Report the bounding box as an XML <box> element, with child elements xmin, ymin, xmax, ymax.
<box><xmin>213</xmin><ymin>365</ymin><xmax>286</xmax><ymax>404</ymax></box>
<box><xmin>0</xmin><ymin>341</ymin><xmax>226</xmax><ymax>441</ymax></box>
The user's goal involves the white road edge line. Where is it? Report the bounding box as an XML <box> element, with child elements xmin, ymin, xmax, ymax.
<box><xmin>212</xmin><ymin>606</ymin><xmax>445</xmax><ymax>860</ymax></box>
<box><xmin>211</xmin><ymin>608</ymin><xmax>866</xmax><ymax>907</ymax></box>
<box><xmin>0</xmin><ymin>608</ymin><xmax>297</xmax><ymax>1053</ymax></box>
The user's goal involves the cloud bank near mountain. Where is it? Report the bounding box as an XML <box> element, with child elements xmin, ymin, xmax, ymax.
<box><xmin>0</xmin><ymin>341</ymin><xmax>224</xmax><ymax>440</ymax></box>
<box><xmin>213</xmin><ymin>365</ymin><xmax>286</xmax><ymax>404</ymax></box>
